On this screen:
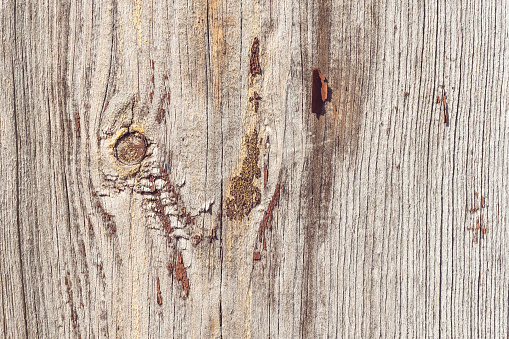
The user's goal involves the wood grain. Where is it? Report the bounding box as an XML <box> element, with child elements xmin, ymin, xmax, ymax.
<box><xmin>1</xmin><ymin>0</ymin><xmax>508</xmax><ymax>338</ymax></box>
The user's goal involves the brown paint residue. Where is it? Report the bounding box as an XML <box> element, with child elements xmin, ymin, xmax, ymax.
<box><xmin>114</xmin><ymin>132</ymin><xmax>148</xmax><ymax>165</ymax></box>
<box><xmin>250</xmin><ymin>37</ymin><xmax>261</xmax><ymax>76</ymax></box>
<box><xmin>225</xmin><ymin>129</ymin><xmax>261</xmax><ymax>220</ymax></box>
<box><xmin>312</xmin><ymin>67</ymin><xmax>327</xmax><ymax>114</ymax></box>
<box><xmin>156</xmin><ymin>277</ymin><xmax>162</xmax><ymax>305</ymax></box>
<box><xmin>167</xmin><ymin>262</ymin><xmax>173</xmax><ymax>276</ymax></box>
<box><xmin>257</xmin><ymin>184</ymin><xmax>281</xmax><ymax>250</ymax></box>
<box><xmin>175</xmin><ymin>252</ymin><xmax>190</xmax><ymax>298</ymax></box>
<box><xmin>253</xmin><ymin>251</ymin><xmax>261</xmax><ymax>260</ymax></box>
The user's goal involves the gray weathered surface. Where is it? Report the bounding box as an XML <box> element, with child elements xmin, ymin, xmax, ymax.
<box><xmin>1</xmin><ymin>0</ymin><xmax>508</xmax><ymax>338</ymax></box>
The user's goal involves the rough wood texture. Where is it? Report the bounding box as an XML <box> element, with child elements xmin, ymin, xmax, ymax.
<box><xmin>1</xmin><ymin>0</ymin><xmax>508</xmax><ymax>338</ymax></box>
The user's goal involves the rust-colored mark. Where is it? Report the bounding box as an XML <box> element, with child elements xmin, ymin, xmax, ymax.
<box><xmin>481</xmin><ymin>196</ymin><xmax>485</xmax><ymax>208</ymax></box>
<box><xmin>253</xmin><ymin>251</ymin><xmax>261</xmax><ymax>260</ymax></box>
<box><xmin>175</xmin><ymin>252</ymin><xmax>190</xmax><ymax>299</ymax></box>
<box><xmin>103</xmin><ymin>100</ymin><xmax>109</xmax><ymax>112</ymax></box>
<box><xmin>75</xmin><ymin>112</ymin><xmax>80</xmax><ymax>137</ymax></box>
<box><xmin>250</xmin><ymin>37</ymin><xmax>261</xmax><ymax>75</ymax></box>
<box><xmin>442</xmin><ymin>95</ymin><xmax>448</xmax><ymax>124</ymax></box>
<box><xmin>225</xmin><ymin>129</ymin><xmax>261</xmax><ymax>220</ymax></box>
<box><xmin>263</xmin><ymin>163</ymin><xmax>268</xmax><ymax>188</ymax></box>
<box><xmin>114</xmin><ymin>131</ymin><xmax>148</xmax><ymax>165</ymax></box>
<box><xmin>156</xmin><ymin>277</ymin><xmax>162</xmax><ymax>305</ymax></box>
<box><xmin>312</xmin><ymin>67</ymin><xmax>327</xmax><ymax>114</ymax></box>
<box><xmin>167</xmin><ymin>262</ymin><xmax>173</xmax><ymax>276</ymax></box>
<box><xmin>87</xmin><ymin>217</ymin><xmax>93</xmax><ymax>231</ymax></box>
<box><xmin>404</xmin><ymin>92</ymin><xmax>409</xmax><ymax>99</ymax></box>
<box><xmin>257</xmin><ymin>184</ymin><xmax>281</xmax><ymax>250</ymax></box>
<box><xmin>81</xmin><ymin>243</ymin><xmax>86</xmax><ymax>257</ymax></box>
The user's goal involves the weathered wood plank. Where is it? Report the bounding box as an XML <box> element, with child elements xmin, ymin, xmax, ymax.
<box><xmin>1</xmin><ymin>0</ymin><xmax>508</xmax><ymax>338</ymax></box>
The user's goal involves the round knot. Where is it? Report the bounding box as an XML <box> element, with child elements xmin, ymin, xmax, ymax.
<box><xmin>114</xmin><ymin>132</ymin><xmax>148</xmax><ymax>165</ymax></box>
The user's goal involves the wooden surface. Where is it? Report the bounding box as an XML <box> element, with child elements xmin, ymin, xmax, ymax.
<box><xmin>1</xmin><ymin>0</ymin><xmax>508</xmax><ymax>338</ymax></box>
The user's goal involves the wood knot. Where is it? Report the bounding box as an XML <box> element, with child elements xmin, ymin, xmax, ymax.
<box><xmin>114</xmin><ymin>131</ymin><xmax>148</xmax><ymax>165</ymax></box>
